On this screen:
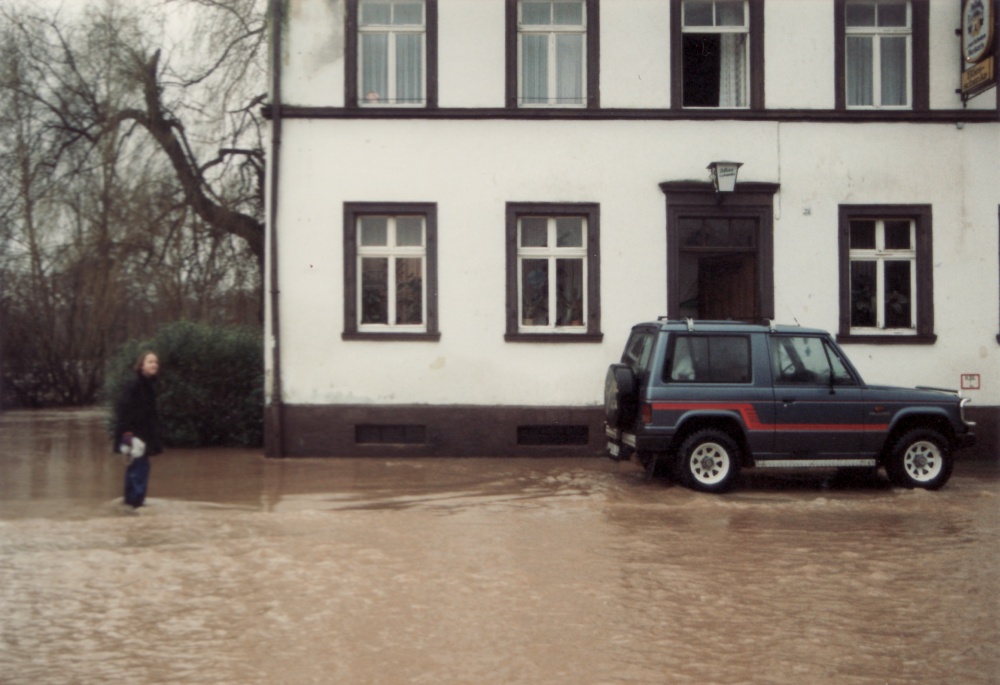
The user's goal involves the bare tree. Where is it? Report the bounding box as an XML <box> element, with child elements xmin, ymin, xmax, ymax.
<box><xmin>2</xmin><ymin>0</ymin><xmax>267</xmax><ymax>264</ymax></box>
<box><xmin>0</xmin><ymin>0</ymin><xmax>266</xmax><ymax>406</ymax></box>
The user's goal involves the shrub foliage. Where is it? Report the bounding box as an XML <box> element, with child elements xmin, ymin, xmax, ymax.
<box><xmin>105</xmin><ymin>321</ymin><xmax>263</xmax><ymax>448</ymax></box>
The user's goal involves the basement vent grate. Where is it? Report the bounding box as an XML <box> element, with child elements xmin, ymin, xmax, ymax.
<box><xmin>355</xmin><ymin>424</ymin><xmax>427</xmax><ymax>445</ymax></box>
<box><xmin>517</xmin><ymin>425</ymin><xmax>589</xmax><ymax>446</ymax></box>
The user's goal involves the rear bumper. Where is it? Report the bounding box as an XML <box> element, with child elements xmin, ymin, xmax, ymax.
<box><xmin>604</xmin><ymin>424</ymin><xmax>673</xmax><ymax>460</ymax></box>
<box><xmin>604</xmin><ymin>425</ymin><xmax>634</xmax><ymax>461</ymax></box>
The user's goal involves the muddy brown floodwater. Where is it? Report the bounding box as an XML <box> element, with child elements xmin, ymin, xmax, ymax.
<box><xmin>0</xmin><ymin>408</ymin><xmax>998</xmax><ymax>685</ymax></box>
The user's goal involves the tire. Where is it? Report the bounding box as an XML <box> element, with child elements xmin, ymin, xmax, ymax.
<box><xmin>679</xmin><ymin>429</ymin><xmax>741</xmax><ymax>493</ymax></box>
<box><xmin>885</xmin><ymin>428</ymin><xmax>953</xmax><ymax>490</ymax></box>
<box><xmin>604</xmin><ymin>364</ymin><xmax>638</xmax><ymax>430</ymax></box>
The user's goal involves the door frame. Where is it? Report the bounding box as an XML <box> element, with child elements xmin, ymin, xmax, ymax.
<box><xmin>660</xmin><ymin>181</ymin><xmax>779</xmax><ymax>322</ymax></box>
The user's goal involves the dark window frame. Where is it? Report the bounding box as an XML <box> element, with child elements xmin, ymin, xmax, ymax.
<box><xmin>345</xmin><ymin>0</ymin><xmax>439</xmax><ymax>109</ymax></box>
<box><xmin>660</xmin><ymin>181</ymin><xmax>778</xmax><ymax>321</ymax></box>
<box><xmin>837</xmin><ymin>203</ymin><xmax>934</xmax><ymax>345</ymax></box>
<box><xmin>834</xmin><ymin>0</ymin><xmax>929</xmax><ymax>111</ymax></box>
<box><xmin>505</xmin><ymin>202</ymin><xmax>602</xmax><ymax>342</ymax></box>
<box><xmin>670</xmin><ymin>0</ymin><xmax>765</xmax><ymax>110</ymax></box>
<box><xmin>343</xmin><ymin>202</ymin><xmax>440</xmax><ymax>341</ymax></box>
<box><xmin>505</xmin><ymin>0</ymin><xmax>601</xmax><ymax>109</ymax></box>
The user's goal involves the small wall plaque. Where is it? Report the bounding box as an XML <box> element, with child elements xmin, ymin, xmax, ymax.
<box><xmin>961</xmin><ymin>374</ymin><xmax>981</xmax><ymax>390</ymax></box>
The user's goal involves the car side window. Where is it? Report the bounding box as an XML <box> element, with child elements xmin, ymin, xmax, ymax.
<box><xmin>666</xmin><ymin>335</ymin><xmax>751</xmax><ymax>383</ymax></box>
<box><xmin>771</xmin><ymin>336</ymin><xmax>857</xmax><ymax>386</ymax></box>
<box><xmin>623</xmin><ymin>332</ymin><xmax>654</xmax><ymax>374</ymax></box>
<box><xmin>823</xmin><ymin>340</ymin><xmax>857</xmax><ymax>386</ymax></box>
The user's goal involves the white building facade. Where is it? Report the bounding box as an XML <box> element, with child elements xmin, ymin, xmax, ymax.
<box><xmin>265</xmin><ymin>0</ymin><xmax>999</xmax><ymax>458</ymax></box>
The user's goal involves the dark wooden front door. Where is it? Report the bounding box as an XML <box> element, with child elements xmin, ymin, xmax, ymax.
<box><xmin>698</xmin><ymin>255</ymin><xmax>758</xmax><ymax>321</ymax></box>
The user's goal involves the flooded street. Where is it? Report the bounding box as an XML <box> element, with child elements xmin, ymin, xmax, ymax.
<box><xmin>1</xmin><ymin>409</ymin><xmax>998</xmax><ymax>685</ymax></box>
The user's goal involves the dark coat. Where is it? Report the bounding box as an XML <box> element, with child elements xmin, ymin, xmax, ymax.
<box><xmin>113</xmin><ymin>372</ymin><xmax>163</xmax><ymax>456</ymax></box>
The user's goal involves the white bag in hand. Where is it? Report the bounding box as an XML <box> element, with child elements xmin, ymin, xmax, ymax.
<box><xmin>120</xmin><ymin>436</ymin><xmax>147</xmax><ymax>463</ymax></box>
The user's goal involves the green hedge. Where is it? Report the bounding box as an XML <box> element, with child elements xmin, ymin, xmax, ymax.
<box><xmin>104</xmin><ymin>321</ymin><xmax>264</xmax><ymax>448</ymax></box>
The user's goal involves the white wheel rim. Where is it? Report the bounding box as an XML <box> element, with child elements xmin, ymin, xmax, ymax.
<box><xmin>903</xmin><ymin>440</ymin><xmax>944</xmax><ymax>483</ymax></box>
<box><xmin>689</xmin><ymin>442</ymin><xmax>731</xmax><ymax>485</ymax></box>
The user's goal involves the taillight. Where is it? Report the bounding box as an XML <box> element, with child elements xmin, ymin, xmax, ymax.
<box><xmin>641</xmin><ymin>402</ymin><xmax>653</xmax><ymax>425</ymax></box>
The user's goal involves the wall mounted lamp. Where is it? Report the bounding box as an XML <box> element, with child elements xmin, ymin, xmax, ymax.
<box><xmin>707</xmin><ymin>161</ymin><xmax>743</xmax><ymax>193</ymax></box>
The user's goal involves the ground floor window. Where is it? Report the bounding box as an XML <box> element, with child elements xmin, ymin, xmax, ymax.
<box><xmin>505</xmin><ymin>203</ymin><xmax>601</xmax><ymax>342</ymax></box>
<box><xmin>838</xmin><ymin>204</ymin><xmax>934</xmax><ymax>344</ymax></box>
<box><xmin>343</xmin><ymin>202</ymin><xmax>439</xmax><ymax>341</ymax></box>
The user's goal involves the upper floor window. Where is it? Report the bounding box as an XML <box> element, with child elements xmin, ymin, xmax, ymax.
<box><xmin>506</xmin><ymin>0</ymin><xmax>600</xmax><ymax>108</ymax></box>
<box><xmin>845</xmin><ymin>0</ymin><xmax>910</xmax><ymax>107</ymax></box>
<box><xmin>835</xmin><ymin>0</ymin><xmax>928</xmax><ymax>111</ymax></box>
<box><xmin>360</xmin><ymin>0</ymin><xmax>425</xmax><ymax>105</ymax></box>
<box><xmin>682</xmin><ymin>0</ymin><xmax>748</xmax><ymax>107</ymax></box>
<box><xmin>671</xmin><ymin>0</ymin><xmax>764</xmax><ymax>110</ymax></box>
<box><xmin>343</xmin><ymin>203</ymin><xmax>439</xmax><ymax>341</ymax></box>
<box><xmin>838</xmin><ymin>205</ymin><xmax>934</xmax><ymax>344</ymax></box>
<box><xmin>505</xmin><ymin>203</ymin><xmax>602</xmax><ymax>341</ymax></box>
<box><xmin>346</xmin><ymin>0</ymin><xmax>438</xmax><ymax>108</ymax></box>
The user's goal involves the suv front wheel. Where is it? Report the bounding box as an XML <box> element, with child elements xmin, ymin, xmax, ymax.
<box><xmin>678</xmin><ymin>429</ymin><xmax>741</xmax><ymax>493</ymax></box>
<box><xmin>885</xmin><ymin>428</ymin><xmax>953</xmax><ymax>490</ymax></box>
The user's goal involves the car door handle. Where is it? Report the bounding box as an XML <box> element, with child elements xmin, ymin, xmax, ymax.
<box><xmin>782</xmin><ymin>397</ymin><xmax>796</xmax><ymax>404</ymax></box>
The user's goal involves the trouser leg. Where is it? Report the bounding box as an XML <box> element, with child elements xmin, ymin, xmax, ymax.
<box><xmin>123</xmin><ymin>457</ymin><xmax>151</xmax><ymax>507</ymax></box>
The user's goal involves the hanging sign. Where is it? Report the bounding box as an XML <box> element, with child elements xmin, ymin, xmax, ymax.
<box><xmin>961</xmin><ymin>0</ymin><xmax>997</xmax><ymax>98</ymax></box>
<box><xmin>963</xmin><ymin>0</ymin><xmax>994</xmax><ymax>62</ymax></box>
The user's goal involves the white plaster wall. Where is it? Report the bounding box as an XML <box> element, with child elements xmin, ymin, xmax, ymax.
<box><xmin>273</xmin><ymin>117</ymin><xmax>999</xmax><ymax>408</ymax></box>
<box><xmin>600</xmin><ymin>0</ymin><xmax>671</xmax><ymax>108</ymax></box>
<box><xmin>438</xmin><ymin>0</ymin><xmax>507</xmax><ymax>107</ymax></box>
<box><xmin>764</xmin><ymin>0</ymin><xmax>836</xmax><ymax>109</ymax></box>
<box><xmin>277</xmin><ymin>0</ymin><xmax>999</xmax><ymax>112</ymax></box>
<box><xmin>771</xmin><ymin>122</ymin><xmax>999</xmax><ymax>408</ymax></box>
<box><xmin>269</xmin><ymin>0</ymin><xmax>1000</xmax><ymax>413</ymax></box>
<box><xmin>929</xmin><ymin>1</ymin><xmax>998</xmax><ymax>111</ymax></box>
<box><xmin>283</xmin><ymin>0</ymin><xmax>344</xmax><ymax>107</ymax></box>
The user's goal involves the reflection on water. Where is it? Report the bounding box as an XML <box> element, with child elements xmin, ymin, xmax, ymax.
<box><xmin>0</xmin><ymin>409</ymin><xmax>998</xmax><ymax>684</ymax></box>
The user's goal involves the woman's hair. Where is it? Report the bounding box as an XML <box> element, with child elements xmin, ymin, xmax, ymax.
<box><xmin>133</xmin><ymin>350</ymin><xmax>158</xmax><ymax>372</ymax></box>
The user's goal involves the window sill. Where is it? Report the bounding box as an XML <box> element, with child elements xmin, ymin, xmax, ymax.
<box><xmin>844</xmin><ymin>105</ymin><xmax>913</xmax><ymax>111</ymax></box>
<box><xmin>504</xmin><ymin>332</ymin><xmax>604</xmax><ymax>343</ymax></box>
<box><xmin>516</xmin><ymin>103</ymin><xmax>587</xmax><ymax>109</ymax></box>
<box><xmin>342</xmin><ymin>332</ymin><xmax>441</xmax><ymax>342</ymax></box>
<box><xmin>357</xmin><ymin>103</ymin><xmax>428</xmax><ymax>109</ymax></box>
<box><xmin>836</xmin><ymin>333</ymin><xmax>937</xmax><ymax>345</ymax></box>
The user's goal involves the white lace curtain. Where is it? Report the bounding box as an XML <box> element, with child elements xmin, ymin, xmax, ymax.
<box><xmin>361</xmin><ymin>33</ymin><xmax>423</xmax><ymax>103</ymax></box>
<box><xmin>718</xmin><ymin>34</ymin><xmax>747</xmax><ymax>107</ymax></box>
<box><xmin>522</xmin><ymin>34</ymin><xmax>583</xmax><ymax>105</ymax></box>
<box><xmin>846</xmin><ymin>35</ymin><xmax>906</xmax><ymax>106</ymax></box>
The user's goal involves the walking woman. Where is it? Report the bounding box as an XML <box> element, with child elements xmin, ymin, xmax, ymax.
<box><xmin>113</xmin><ymin>351</ymin><xmax>164</xmax><ymax>509</ymax></box>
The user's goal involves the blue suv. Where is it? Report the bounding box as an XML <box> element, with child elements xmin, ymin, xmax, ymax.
<box><xmin>604</xmin><ymin>320</ymin><xmax>977</xmax><ymax>493</ymax></box>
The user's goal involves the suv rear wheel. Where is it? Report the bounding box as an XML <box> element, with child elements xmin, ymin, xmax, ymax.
<box><xmin>604</xmin><ymin>364</ymin><xmax>638</xmax><ymax>430</ymax></box>
<box><xmin>885</xmin><ymin>428</ymin><xmax>953</xmax><ymax>490</ymax></box>
<box><xmin>678</xmin><ymin>429</ymin><xmax>741</xmax><ymax>493</ymax></box>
